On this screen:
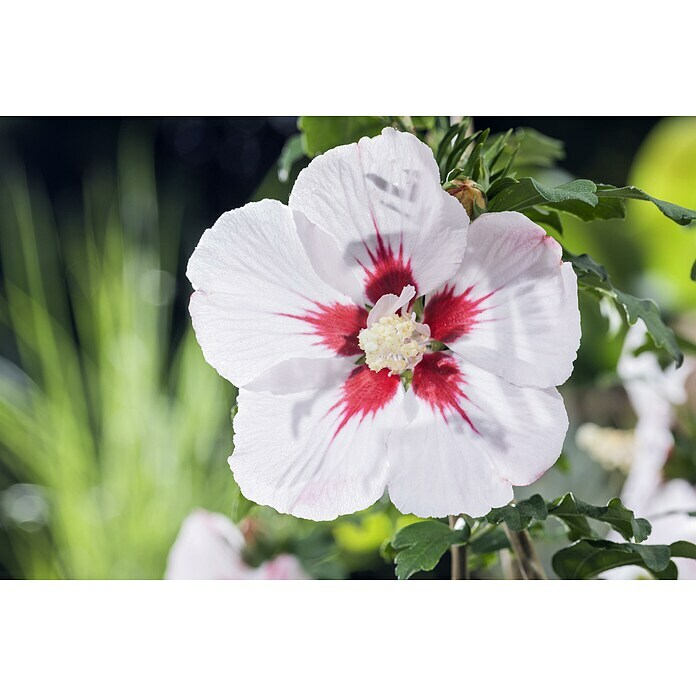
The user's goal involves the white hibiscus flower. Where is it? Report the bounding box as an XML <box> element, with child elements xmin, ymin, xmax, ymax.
<box><xmin>165</xmin><ymin>510</ymin><xmax>309</xmax><ymax>580</ymax></box>
<box><xmin>187</xmin><ymin>127</ymin><xmax>581</xmax><ymax>521</ymax></box>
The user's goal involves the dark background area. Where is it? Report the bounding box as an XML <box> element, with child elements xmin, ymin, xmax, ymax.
<box><xmin>0</xmin><ymin>116</ymin><xmax>660</xmax><ymax>253</ymax></box>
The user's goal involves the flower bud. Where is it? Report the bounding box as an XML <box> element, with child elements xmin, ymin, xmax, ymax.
<box><xmin>445</xmin><ymin>178</ymin><xmax>486</xmax><ymax>219</ymax></box>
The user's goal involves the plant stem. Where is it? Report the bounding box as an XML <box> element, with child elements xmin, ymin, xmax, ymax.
<box><xmin>448</xmin><ymin>515</ymin><xmax>469</xmax><ymax>580</ymax></box>
<box><xmin>503</xmin><ymin>528</ymin><xmax>546</xmax><ymax>580</ymax></box>
<box><xmin>500</xmin><ymin>549</ymin><xmax>523</xmax><ymax>580</ymax></box>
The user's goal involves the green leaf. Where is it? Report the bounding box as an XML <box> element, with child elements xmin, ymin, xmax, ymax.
<box><xmin>298</xmin><ymin>116</ymin><xmax>388</xmax><ymax>157</ymax></box>
<box><xmin>597</xmin><ymin>185</ymin><xmax>696</xmax><ymax>226</ymax></box>
<box><xmin>485</xmin><ymin>176</ymin><xmax>517</xmax><ymax>201</ymax></box>
<box><xmin>545</xmin><ymin>195</ymin><xmax>626</xmax><ymax>223</ymax></box>
<box><xmin>486</xmin><ymin>493</ymin><xmax>650</xmax><ymax>543</ymax></box>
<box><xmin>435</xmin><ymin>120</ymin><xmax>469</xmax><ymax>171</ymax></box>
<box><xmin>691</xmin><ymin>259</ymin><xmax>696</xmax><ymax>282</ymax></box>
<box><xmin>391</xmin><ymin>520</ymin><xmax>470</xmax><ymax>580</ymax></box>
<box><xmin>444</xmin><ymin>130</ymin><xmax>481</xmax><ymax>180</ymax></box>
<box><xmin>277</xmin><ymin>134</ymin><xmax>305</xmax><ymax>183</ymax></box>
<box><xmin>569</xmin><ymin>251</ymin><xmax>683</xmax><ymax>367</ymax></box>
<box><xmin>487</xmin><ymin>177</ymin><xmax>598</xmax><ymax>213</ymax></box>
<box><xmin>410</xmin><ymin>116</ymin><xmax>437</xmax><ymax>131</ymax></box>
<box><xmin>468</xmin><ymin>525</ymin><xmax>510</xmax><ymax>555</ymax></box>
<box><xmin>613</xmin><ymin>290</ymin><xmax>683</xmax><ymax>367</ymax></box>
<box><xmin>523</xmin><ymin>207</ymin><xmax>564</xmax><ymax>235</ymax></box>
<box><xmin>548</xmin><ymin>493</ymin><xmax>651</xmax><ymax>543</ymax></box>
<box><xmin>564</xmin><ymin>251</ymin><xmax>609</xmax><ymax>281</ymax></box>
<box><xmin>486</xmin><ymin>494</ymin><xmax>548</xmax><ymax>532</ymax></box>
<box><xmin>482</xmin><ymin>129</ymin><xmax>513</xmax><ymax>172</ymax></box>
<box><xmin>552</xmin><ymin>539</ymin><xmax>672</xmax><ymax>580</ymax></box>
<box><xmin>670</xmin><ymin>540</ymin><xmax>696</xmax><ymax>560</ymax></box>
<box><xmin>506</xmin><ymin>128</ymin><xmax>565</xmax><ymax>169</ymax></box>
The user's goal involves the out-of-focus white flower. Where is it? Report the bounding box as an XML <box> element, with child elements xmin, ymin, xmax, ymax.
<box><xmin>606</xmin><ymin>480</ymin><xmax>696</xmax><ymax>579</ymax></box>
<box><xmin>618</xmin><ymin>321</ymin><xmax>693</xmax><ymax>513</ymax></box>
<box><xmin>187</xmin><ymin>127</ymin><xmax>581</xmax><ymax>520</ymax></box>
<box><xmin>603</xmin><ymin>321</ymin><xmax>696</xmax><ymax>579</ymax></box>
<box><xmin>575</xmin><ymin>423</ymin><xmax>634</xmax><ymax>474</ymax></box>
<box><xmin>165</xmin><ymin>509</ymin><xmax>309</xmax><ymax>580</ymax></box>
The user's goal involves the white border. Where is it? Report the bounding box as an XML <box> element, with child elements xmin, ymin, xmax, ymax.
<box><xmin>2</xmin><ymin>581</ymin><xmax>693</xmax><ymax>694</ymax></box>
<box><xmin>1</xmin><ymin>1</ymin><xmax>694</xmax><ymax>114</ymax></box>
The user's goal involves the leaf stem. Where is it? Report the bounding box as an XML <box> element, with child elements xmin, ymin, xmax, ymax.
<box><xmin>448</xmin><ymin>515</ymin><xmax>469</xmax><ymax>580</ymax></box>
<box><xmin>503</xmin><ymin>527</ymin><xmax>546</xmax><ymax>580</ymax></box>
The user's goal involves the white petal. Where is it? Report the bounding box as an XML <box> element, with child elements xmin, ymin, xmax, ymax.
<box><xmin>367</xmin><ymin>285</ymin><xmax>416</xmax><ymax>326</ymax></box>
<box><xmin>245</xmin><ymin>357</ymin><xmax>356</xmax><ymax>394</ymax></box>
<box><xmin>294</xmin><ymin>210</ymin><xmax>364</xmax><ymax>302</ymax></box>
<box><xmin>187</xmin><ymin>199</ymin><xmax>364</xmax><ymax>387</ymax></box>
<box><xmin>289</xmin><ymin>127</ymin><xmax>469</xmax><ymax>303</ymax></box>
<box><xmin>231</xmin><ymin>364</ymin><xmax>404</xmax><ymax>520</ymax></box>
<box><xmin>426</xmin><ymin>211</ymin><xmax>580</xmax><ymax>388</ymax></box>
<box><xmin>165</xmin><ymin>510</ymin><xmax>249</xmax><ymax>580</ymax></box>
<box><xmin>387</xmin><ymin>352</ymin><xmax>568</xmax><ymax>518</ymax></box>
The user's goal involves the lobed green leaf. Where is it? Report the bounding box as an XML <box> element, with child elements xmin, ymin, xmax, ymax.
<box><xmin>548</xmin><ymin>493</ymin><xmax>651</xmax><ymax>543</ymax></box>
<box><xmin>486</xmin><ymin>495</ymin><xmax>547</xmax><ymax>532</ymax></box>
<box><xmin>568</xmin><ymin>251</ymin><xmax>683</xmax><ymax>367</ymax></box>
<box><xmin>391</xmin><ymin>520</ymin><xmax>470</xmax><ymax>580</ymax></box>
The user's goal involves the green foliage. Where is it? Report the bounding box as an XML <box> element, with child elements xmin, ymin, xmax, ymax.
<box><xmin>333</xmin><ymin>512</ymin><xmax>394</xmax><ymax>554</ymax></box>
<box><xmin>548</xmin><ymin>494</ymin><xmax>651</xmax><ymax>543</ymax></box>
<box><xmin>523</xmin><ymin>207</ymin><xmax>564</xmax><ymax>234</ymax></box>
<box><xmin>388</xmin><ymin>492</ymin><xmax>677</xmax><ymax>579</ymax></box>
<box><xmin>477</xmin><ymin>493</ymin><xmax>696</xmax><ymax>579</ymax></box>
<box><xmin>628</xmin><ymin>117</ymin><xmax>696</xmax><ymax>311</ymax></box>
<box><xmin>486</xmin><ymin>493</ymin><xmax>651</xmax><ymax>542</ymax></box>
<box><xmin>597</xmin><ymin>184</ymin><xmax>696</xmax><ymax>226</ymax></box>
<box><xmin>391</xmin><ymin>520</ymin><xmax>470</xmax><ymax>580</ymax></box>
<box><xmin>567</xmin><ymin>251</ymin><xmax>683</xmax><ymax>366</ymax></box>
<box><xmin>487</xmin><ymin>178</ymin><xmax>598</xmax><ymax>213</ymax></box>
<box><xmin>0</xmin><ymin>140</ymin><xmax>238</xmax><ymax>578</ymax></box>
<box><xmin>436</xmin><ymin>123</ymin><xmax>566</xmax><ymax>191</ymax></box>
<box><xmin>298</xmin><ymin>116</ymin><xmax>389</xmax><ymax>157</ymax></box>
<box><xmin>552</xmin><ymin>540</ymin><xmax>696</xmax><ymax>579</ymax></box>
<box><xmin>552</xmin><ymin>539</ymin><xmax>674</xmax><ymax>579</ymax></box>
<box><xmin>486</xmin><ymin>494</ymin><xmax>547</xmax><ymax>531</ymax></box>
<box><xmin>467</xmin><ymin>525</ymin><xmax>510</xmax><ymax>555</ymax></box>
<box><xmin>504</xmin><ymin>128</ymin><xmax>565</xmax><ymax>169</ymax></box>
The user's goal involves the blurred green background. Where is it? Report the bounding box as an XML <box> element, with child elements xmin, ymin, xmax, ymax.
<box><xmin>1</xmin><ymin>117</ymin><xmax>694</xmax><ymax>579</ymax></box>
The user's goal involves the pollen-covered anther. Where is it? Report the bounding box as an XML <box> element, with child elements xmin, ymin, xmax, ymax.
<box><xmin>358</xmin><ymin>314</ymin><xmax>430</xmax><ymax>375</ymax></box>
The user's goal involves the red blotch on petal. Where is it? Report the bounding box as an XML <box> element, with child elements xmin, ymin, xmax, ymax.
<box><xmin>330</xmin><ymin>365</ymin><xmax>400</xmax><ymax>437</ymax></box>
<box><xmin>424</xmin><ymin>285</ymin><xmax>492</xmax><ymax>344</ymax></box>
<box><xmin>282</xmin><ymin>302</ymin><xmax>368</xmax><ymax>357</ymax></box>
<box><xmin>362</xmin><ymin>232</ymin><xmax>417</xmax><ymax>304</ymax></box>
<box><xmin>412</xmin><ymin>352</ymin><xmax>478</xmax><ymax>433</ymax></box>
